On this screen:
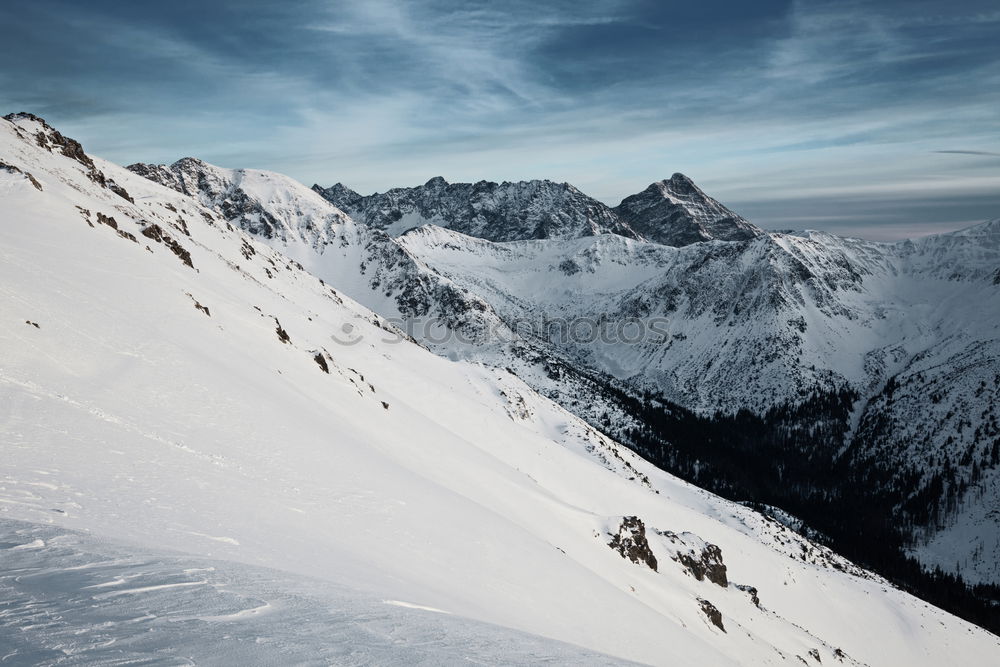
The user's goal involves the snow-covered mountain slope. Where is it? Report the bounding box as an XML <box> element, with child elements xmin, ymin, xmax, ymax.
<box><xmin>127</xmin><ymin>157</ymin><xmax>508</xmax><ymax>346</ymax></box>
<box><xmin>128</xmin><ymin>145</ymin><xmax>1000</xmax><ymax>590</ymax></box>
<box><xmin>395</xmin><ymin>224</ymin><xmax>997</xmax><ymax>413</ymax></box>
<box><xmin>313</xmin><ymin>175</ymin><xmax>640</xmax><ymax>241</ymax></box>
<box><xmin>0</xmin><ymin>519</ymin><xmax>639</xmax><ymax>666</ymax></box>
<box><xmin>393</xmin><ymin>222</ymin><xmax>1000</xmax><ymax>584</ymax></box>
<box><xmin>4</xmin><ymin>115</ymin><xmax>999</xmax><ymax>664</ymax></box>
<box><xmin>613</xmin><ymin>173</ymin><xmax>764</xmax><ymax>246</ymax></box>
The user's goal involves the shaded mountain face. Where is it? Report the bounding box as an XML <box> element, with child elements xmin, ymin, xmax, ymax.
<box><xmin>613</xmin><ymin>173</ymin><xmax>764</xmax><ymax>246</ymax></box>
<box><xmin>314</xmin><ymin>172</ymin><xmax>762</xmax><ymax>247</ymax></box>
<box><xmin>11</xmin><ymin>113</ymin><xmax>1000</xmax><ymax>666</ymax></box>
<box><xmin>313</xmin><ymin>176</ymin><xmax>641</xmax><ymax>242</ymax></box>
<box><xmin>396</xmin><ymin>221</ymin><xmax>1000</xmax><ymax>593</ymax></box>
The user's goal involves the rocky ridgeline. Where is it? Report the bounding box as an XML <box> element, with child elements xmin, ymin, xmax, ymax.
<box><xmin>4</xmin><ymin>112</ymin><xmax>133</xmax><ymax>203</ymax></box>
<box><xmin>314</xmin><ymin>173</ymin><xmax>761</xmax><ymax>246</ymax></box>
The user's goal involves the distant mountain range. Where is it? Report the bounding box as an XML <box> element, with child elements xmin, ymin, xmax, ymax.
<box><xmin>312</xmin><ymin>171</ymin><xmax>763</xmax><ymax>246</ymax></box>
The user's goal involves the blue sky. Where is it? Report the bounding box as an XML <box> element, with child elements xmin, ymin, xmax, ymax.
<box><xmin>2</xmin><ymin>0</ymin><xmax>998</xmax><ymax>239</ymax></box>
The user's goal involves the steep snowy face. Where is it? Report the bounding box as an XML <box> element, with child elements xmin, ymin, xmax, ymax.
<box><xmin>128</xmin><ymin>158</ymin><xmax>507</xmax><ymax>346</ymax></box>
<box><xmin>397</xmin><ymin>227</ymin><xmax>893</xmax><ymax>411</ymax></box>
<box><xmin>10</xmin><ymin>115</ymin><xmax>1000</xmax><ymax>666</ymax></box>
<box><xmin>4</xmin><ymin>112</ymin><xmax>136</xmax><ymax>205</ymax></box>
<box><xmin>614</xmin><ymin>173</ymin><xmax>764</xmax><ymax>246</ymax></box>
<box><xmin>314</xmin><ymin>176</ymin><xmax>640</xmax><ymax>241</ymax></box>
<box><xmin>397</xmin><ymin>222</ymin><xmax>1000</xmax><ymax>586</ymax></box>
<box><xmin>128</xmin><ymin>157</ymin><xmax>354</xmax><ymax>245</ymax></box>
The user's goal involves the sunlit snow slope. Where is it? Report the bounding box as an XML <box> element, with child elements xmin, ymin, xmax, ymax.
<box><xmin>2</xmin><ymin>114</ymin><xmax>999</xmax><ymax>665</ymax></box>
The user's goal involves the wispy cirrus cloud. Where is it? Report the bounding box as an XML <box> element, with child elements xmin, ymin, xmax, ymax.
<box><xmin>934</xmin><ymin>150</ymin><xmax>1000</xmax><ymax>156</ymax></box>
<box><xmin>1</xmin><ymin>0</ymin><xmax>998</xmax><ymax>239</ymax></box>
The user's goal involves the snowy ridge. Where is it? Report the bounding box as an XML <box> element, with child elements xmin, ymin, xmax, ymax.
<box><xmin>4</xmin><ymin>115</ymin><xmax>999</xmax><ymax>664</ymax></box>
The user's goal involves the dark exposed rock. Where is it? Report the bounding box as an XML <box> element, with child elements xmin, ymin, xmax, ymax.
<box><xmin>381</xmin><ymin>401</ymin><xmax>390</xmax><ymax>410</ymax></box>
<box><xmin>657</xmin><ymin>530</ymin><xmax>728</xmax><ymax>586</ymax></box>
<box><xmin>697</xmin><ymin>598</ymin><xmax>725</xmax><ymax>632</ymax></box>
<box><xmin>312</xmin><ymin>182</ymin><xmax>364</xmax><ymax>210</ymax></box>
<box><xmin>107</xmin><ymin>180</ymin><xmax>134</xmax><ymax>203</ymax></box>
<box><xmin>735</xmin><ymin>583</ymin><xmax>760</xmax><ymax>608</ymax></box>
<box><xmin>4</xmin><ymin>113</ymin><xmax>138</xmax><ymax>202</ymax></box>
<box><xmin>117</xmin><ymin>229</ymin><xmax>138</xmax><ymax>243</ymax></box>
<box><xmin>128</xmin><ymin>158</ymin><xmax>288</xmax><ymax>240</ymax></box>
<box><xmin>0</xmin><ymin>161</ymin><xmax>43</xmax><ymax>191</ymax></box>
<box><xmin>25</xmin><ymin>321</ymin><xmax>40</xmax><ymax>329</ymax></box>
<box><xmin>808</xmin><ymin>648</ymin><xmax>822</xmax><ymax>662</ymax></box>
<box><xmin>96</xmin><ymin>212</ymin><xmax>118</xmax><ymax>230</ymax></box>
<box><xmin>274</xmin><ymin>318</ymin><xmax>291</xmax><ymax>344</ymax></box>
<box><xmin>313</xmin><ymin>352</ymin><xmax>329</xmax><ymax>373</ymax></box>
<box><xmin>141</xmin><ymin>224</ymin><xmax>194</xmax><ymax>268</ymax></box>
<box><xmin>608</xmin><ymin>516</ymin><xmax>658</xmax><ymax>571</ymax></box>
<box><xmin>171</xmin><ymin>216</ymin><xmax>191</xmax><ymax>237</ymax></box>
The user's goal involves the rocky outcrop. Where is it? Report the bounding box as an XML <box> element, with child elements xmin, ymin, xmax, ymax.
<box><xmin>4</xmin><ymin>113</ymin><xmax>132</xmax><ymax>202</ymax></box>
<box><xmin>657</xmin><ymin>530</ymin><xmax>728</xmax><ymax>587</ymax></box>
<box><xmin>698</xmin><ymin>598</ymin><xmax>726</xmax><ymax>632</ymax></box>
<box><xmin>608</xmin><ymin>516</ymin><xmax>658</xmax><ymax>571</ymax></box>
<box><xmin>0</xmin><ymin>160</ymin><xmax>43</xmax><ymax>190</ymax></box>
<box><xmin>141</xmin><ymin>224</ymin><xmax>193</xmax><ymax>268</ymax></box>
<box><xmin>129</xmin><ymin>158</ymin><xmax>292</xmax><ymax>241</ymax></box>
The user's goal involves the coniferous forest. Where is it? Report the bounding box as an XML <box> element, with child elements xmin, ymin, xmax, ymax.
<box><xmin>584</xmin><ymin>380</ymin><xmax>1000</xmax><ymax>635</ymax></box>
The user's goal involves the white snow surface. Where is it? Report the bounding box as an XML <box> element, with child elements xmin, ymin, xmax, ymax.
<box><xmin>2</xmin><ymin>115</ymin><xmax>999</xmax><ymax>665</ymax></box>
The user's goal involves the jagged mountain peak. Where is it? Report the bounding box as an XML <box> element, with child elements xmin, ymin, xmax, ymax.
<box><xmin>312</xmin><ymin>182</ymin><xmax>363</xmax><ymax>209</ymax></box>
<box><xmin>3</xmin><ymin>111</ymin><xmax>54</xmax><ymax>130</ymax></box>
<box><xmin>315</xmin><ymin>171</ymin><xmax>765</xmax><ymax>247</ymax></box>
<box><xmin>655</xmin><ymin>172</ymin><xmax>698</xmax><ymax>191</ymax></box>
<box><xmin>614</xmin><ymin>173</ymin><xmax>764</xmax><ymax>247</ymax></box>
<box><xmin>173</xmin><ymin>155</ymin><xmax>210</xmax><ymax>169</ymax></box>
<box><xmin>315</xmin><ymin>175</ymin><xmax>640</xmax><ymax>242</ymax></box>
